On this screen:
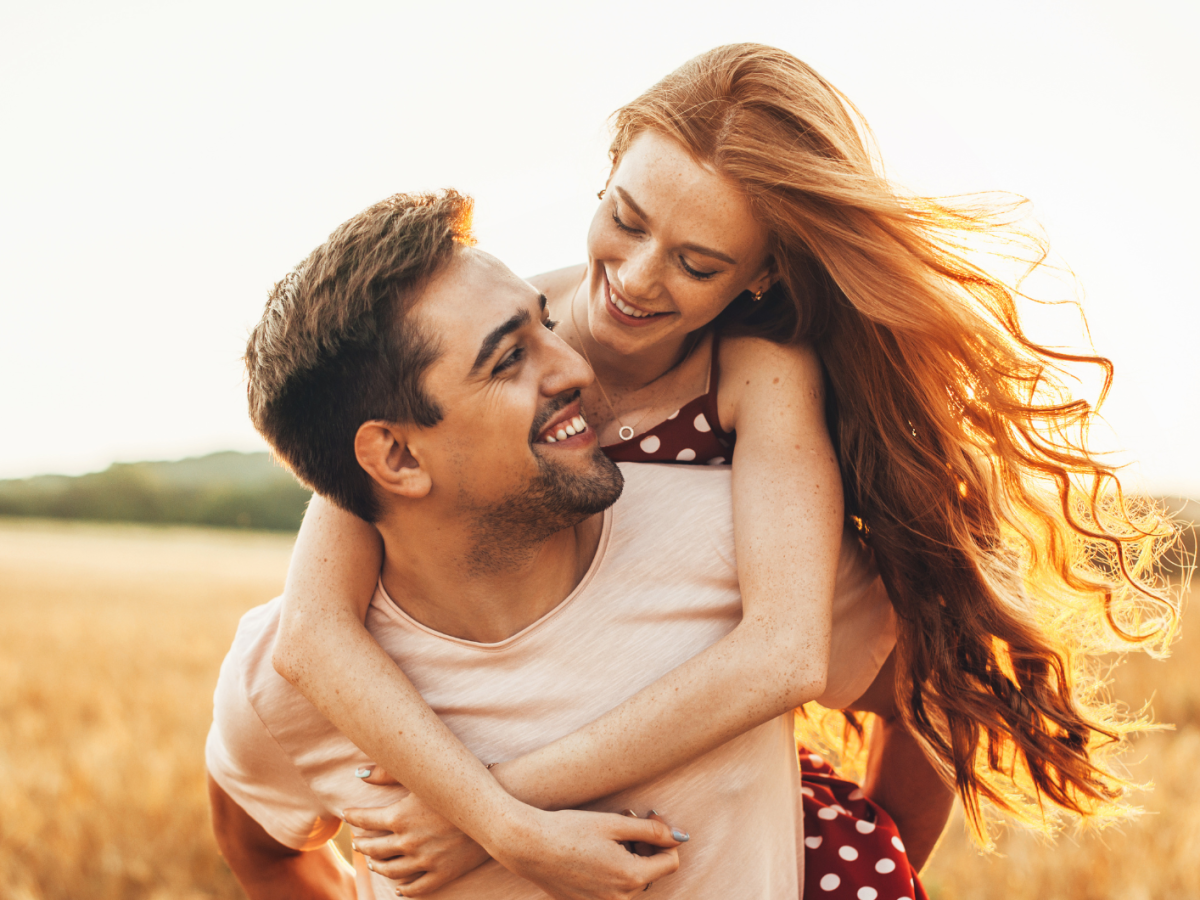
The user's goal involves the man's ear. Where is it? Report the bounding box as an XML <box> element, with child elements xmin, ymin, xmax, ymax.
<box><xmin>354</xmin><ymin>421</ymin><xmax>432</xmax><ymax>500</ymax></box>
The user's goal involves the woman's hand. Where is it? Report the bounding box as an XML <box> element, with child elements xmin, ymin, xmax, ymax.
<box><xmin>344</xmin><ymin>791</ymin><xmax>491</xmax><ymax>895</ymax></box>
<box><xmin>343</xmin><ymin>767</ymin><xmax>687</xmax><ymax>899</ymax></box>
<box><xmin>496</xmin><ymin>808</ymin><xmax>685</xmax><ymax>900</ymax></box>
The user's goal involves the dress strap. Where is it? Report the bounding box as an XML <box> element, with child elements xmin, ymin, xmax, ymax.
<box><xmin>700</xmin><ymin>331</ymin><xmax>734</xmax><ymax>445</ymax></box>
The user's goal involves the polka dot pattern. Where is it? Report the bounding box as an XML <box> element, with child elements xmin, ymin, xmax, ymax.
<box><xmin>799</xmin><ymin>746</ymin><xmax>930</xmax><ymax>900</ymax></box>
<box><xmin>602</xmin><ymin>333</ymin><xmax>734</xmax><ymax>468</ymax></box>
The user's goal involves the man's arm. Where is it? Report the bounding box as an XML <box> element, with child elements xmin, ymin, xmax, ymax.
<box><xmin>847</xmin><ymin>653</ymin><xmax>956</xmax><ymax>871</ymax></box>
<box><xmin>208</xmin><ymin>773</ymin><xmax>355</xmax><ymax>900</ymax></box>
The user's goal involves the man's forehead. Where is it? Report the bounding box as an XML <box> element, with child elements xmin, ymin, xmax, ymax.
<box><xmin>412</xmin><ymin>247</ymin><xmax>543</xmax><ymax>384</ymax></box>
<box><xmin>416</xmin><ymin>247</ymin><xmax>533</xmax><ymax>324</ymax></box>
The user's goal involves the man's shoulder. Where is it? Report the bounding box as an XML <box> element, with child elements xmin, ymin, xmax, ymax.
<box><xmin>214</xmin><ymin>598</ymin><xmax>338</xmax><ymax>757</ymax></box>
<box><xmin>609</xmin><ymin>462</ymin><xmax>735</xmax><ymax>568</ymax></box>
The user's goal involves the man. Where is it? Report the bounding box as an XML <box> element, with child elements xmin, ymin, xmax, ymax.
<box><xmin>206</xmin><ymin>190</ymin><xmax>914</xmax><ymax>899</ymax></box>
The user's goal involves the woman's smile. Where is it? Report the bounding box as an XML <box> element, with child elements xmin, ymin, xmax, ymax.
<box><xmin>603</xmin><ymin>267</ymin><xmax>672</xmax><ymax>328</ymax></box>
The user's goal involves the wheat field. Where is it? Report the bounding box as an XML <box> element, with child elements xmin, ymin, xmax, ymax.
<box><xmin>0</xmin><ymin>517</ymin><xmax>1193</xmax><ymax>899</ymax></box>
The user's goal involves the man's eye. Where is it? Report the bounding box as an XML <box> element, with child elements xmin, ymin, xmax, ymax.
<box><xmin>544</xmin><ymin>318</ymin><xmax>559</xmax><ymax>331</ymax></box>
<box><xmin>493</xmin><ymin>347</ymin><xmax>525</xmax><ymax>374</ymax></box>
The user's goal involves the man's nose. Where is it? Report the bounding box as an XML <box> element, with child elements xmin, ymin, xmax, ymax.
<box><xmin>541</xmin><ymin>331</ymin><xmax>594</xmax><ymax>397</ymax></box>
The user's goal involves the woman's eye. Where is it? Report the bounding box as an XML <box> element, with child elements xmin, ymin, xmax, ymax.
<box><xmin>493</xmin><ymin>346</ymin><xmax>525</xmax><ymax>374</ymax></box>
<box><xmin>543</xmin><ymin>318</ymin><xmax>559</xmax><ymax>331</ymax></box>
<box><xmin>680</xmin><ymin>257</ymin><xmax>717</xmax><ymax>280</ymax></box>
<box><xmin>611</xmin><ymin>210</ymin><xmax>641</xmax><ymax>235</ymax></box>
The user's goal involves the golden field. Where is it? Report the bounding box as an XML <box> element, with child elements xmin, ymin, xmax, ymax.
<box><xmin>0</xmin><ymin>517</ymin><xmax>1193</xmax><ymax>899</ymax></box>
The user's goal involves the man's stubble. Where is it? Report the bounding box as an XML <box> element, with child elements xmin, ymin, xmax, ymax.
<box><xmin>463</xmin><ymin>445</ymin><xmax>624</xmax><ymax>576</ymax></box>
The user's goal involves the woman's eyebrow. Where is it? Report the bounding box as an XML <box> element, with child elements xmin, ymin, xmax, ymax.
<box><xmin>614</xmin><ymin>186</ymin><xmax>736</xmax><ymax>265</ymax></box>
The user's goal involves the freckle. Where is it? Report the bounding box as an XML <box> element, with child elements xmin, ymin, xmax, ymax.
<box><xmin>773</xmin><ymin>377</ymin><xmax>780</xmax><ymax>384</ymax></box>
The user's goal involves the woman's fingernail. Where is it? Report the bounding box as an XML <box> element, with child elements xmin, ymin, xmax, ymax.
<box><xmin>354</xmin><ymin>767</ymin><xmax>373</xmax><ymax>778</ymax></box>
<box><xmin>622</xmin><ymin>808</ymin><xmax>639</xmax><ymax>817</ymax></box>
<box><xmin>672</xmin><ymin>828</ymin><xmax>689</xmax><ymax>842</ymax></box>
<box><xmin>648</xmin><ymin>809</ymin><xmax>660</xmax><ymax>817</ymax></box>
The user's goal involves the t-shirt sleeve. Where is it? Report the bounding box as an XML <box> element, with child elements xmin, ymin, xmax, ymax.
<box><xmin>819</xmin><ymin>532</ymin><xmax>898</xmax><ymax>710</ymax></box>
<box><xmin>205</xmin><ymin>629</ymin><xmax>342</xmax><ymax>852</ymax></box>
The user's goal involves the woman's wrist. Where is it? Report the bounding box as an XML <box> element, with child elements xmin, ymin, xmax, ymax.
<box><xmin>471</xmin><ymin>792</ymin><xmax>547</xmax><ymax>869</ymax></box>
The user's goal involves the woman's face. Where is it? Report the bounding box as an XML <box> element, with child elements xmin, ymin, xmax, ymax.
<box><xmin>584</xmin><ymin>129</ymin><xmax>773</xmax><ymax>358</ymax></box>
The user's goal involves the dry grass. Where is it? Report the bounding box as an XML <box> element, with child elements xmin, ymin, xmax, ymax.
<box><xmin>0</xmin><ymin>517</ymin><xmax>1192</xmax><ymax>899</ymax></box>
<box><xmin>0</xmin><ymin>518</ymin><xmax>295</xmax><ymax>900</ymax></box>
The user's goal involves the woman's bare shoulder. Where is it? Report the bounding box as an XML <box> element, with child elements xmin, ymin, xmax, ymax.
<box><xmin>528</xmin><ymin>264</ymin><xmax>586</xmax><ymax>305</ymax></box>
<box><xmin>717</xmin><ymin>335</ymin><xmax>824</xmax><ymax>429</ymax></box>
<box><xmin>719</xmin><ymin>334</ymin><xmax>822</xmax><ymax>385</ymax></box>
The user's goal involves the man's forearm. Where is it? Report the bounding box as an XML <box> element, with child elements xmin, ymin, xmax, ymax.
<box><xmin>208</xmin><ymin>774</ymin><xmax>355</xmax><ymax>900</ymax></box>
<box><xmin>224</xmin><ymin>843</ymin><xmax>354</xmax><ymax>900</ymax></box>
<box><xmin>861</xmin><ymin>715</ymin><xmax>955</xmax><ymax>871</ymax></box>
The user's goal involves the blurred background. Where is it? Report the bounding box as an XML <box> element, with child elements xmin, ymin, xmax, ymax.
<box><xmin>0</xmin><ymin>1</ymin><xmax>1195</xmax><ymax>897</ymax></box>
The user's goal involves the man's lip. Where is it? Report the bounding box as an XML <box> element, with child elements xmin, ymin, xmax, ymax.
<box><xmin>534</xmin><ymin>400</ymin><xmax>584</xmax><ymax>443</ymax></box>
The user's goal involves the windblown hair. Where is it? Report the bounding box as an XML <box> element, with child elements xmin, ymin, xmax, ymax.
<box><xmin>245</xmin><ymin>189</ymin><xmax>475</xmax><ymax>522</ymax></box>
<box><xmin>611</xmin><ymin>44</ymin><xmax>1183</xmax><ymax>839</ymax></box>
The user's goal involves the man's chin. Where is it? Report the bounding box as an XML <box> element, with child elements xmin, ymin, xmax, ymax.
<box><xmin>537</xmin><ymin>445</ymin><xmax>624</xmax><ymax>518</ymax></box>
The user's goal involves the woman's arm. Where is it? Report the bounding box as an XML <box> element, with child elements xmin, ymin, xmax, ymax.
<box><xmin>488</xmin><ymin>337</ymin><xmax>842</xmax><ymax>809</ymax></box>
<box><xmin>275</xmin><ymin>496</ymin><xmax>688</xmax><ymax>898</ymax></box>
<box><xmin>273</xmin><ymin>497</ymin><xmax>531</xmax><ymax>860</ymax></box>
<box><xmin>276</xmin><ymin>339</ymin><xmax>840</xmax><ymax>811</ymax></box>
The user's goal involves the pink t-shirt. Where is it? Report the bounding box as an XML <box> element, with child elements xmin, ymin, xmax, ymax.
<box><xmin>206</xmin><ymin>463</ymin><xmax>895</xmax><ymax>899</ymax></box>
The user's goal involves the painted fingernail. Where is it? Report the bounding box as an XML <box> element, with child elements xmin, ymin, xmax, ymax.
<box><xmin>672</xmin><ymin>829</ymin><xmax>689</xmax><ymax>842</ymax></box>
<box><xmin>367</xmin><ymin>860</ymin><xmax>375</xmax><ymax>872</ymax></box>
<box><xmin>354</xmin><ymin>767</ymin><xmax>373</xmax><ymax>778</ymax></box>
<box><xmin>351</xmin><ymin>842</ymin><xmax>358</xmax><ymax>852</ymax></box>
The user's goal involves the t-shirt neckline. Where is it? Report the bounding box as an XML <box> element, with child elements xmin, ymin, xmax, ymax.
<box><xmin>372</xmin><ymin>507</ymin><xmax>614</xmax><ymax>650</ymax></box>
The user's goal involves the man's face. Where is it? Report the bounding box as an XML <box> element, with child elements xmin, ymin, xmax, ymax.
<box><xmin>411</xmin><ymin>248</ymin><xmax>623</xmax><ymax>560</ymax></box>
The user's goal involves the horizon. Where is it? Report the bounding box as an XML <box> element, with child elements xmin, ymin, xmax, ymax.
<box><xmin>2</xmin><ymin>1</ymin><xmax>1196</xmax><ymax>496</ymax></box>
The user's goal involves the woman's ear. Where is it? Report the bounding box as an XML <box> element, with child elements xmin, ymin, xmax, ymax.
<box><xmin>749</xmin><ymin>256</ymin><xmax>779</xmax><ymax>297</ymax></box>
<box><xmin>354</xmin><ymin>421</ymin><xmax>432</xmax><ymax>501</ymax></box>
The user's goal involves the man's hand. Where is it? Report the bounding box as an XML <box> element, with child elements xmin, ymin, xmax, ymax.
<box><xmin>208</xmin><ymin>774</ymin><xmax>355</xmax><ymax>900</ymax></box>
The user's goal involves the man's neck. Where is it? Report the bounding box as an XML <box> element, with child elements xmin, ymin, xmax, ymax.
<box><xmin>376</xmin><ymin>511</ymin><xmax>606</xmax><ymax>643</ymax></box>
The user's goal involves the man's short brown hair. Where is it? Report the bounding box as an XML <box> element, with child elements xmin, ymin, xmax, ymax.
<box><xmin>245</xmin><ymin>190</ymin><xmax>475</xmax><ymax>521</ymax></box>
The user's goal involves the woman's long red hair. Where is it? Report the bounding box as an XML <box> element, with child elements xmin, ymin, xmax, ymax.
<box><xmin>611</xmin><ymin>43</ymin><xmax>1183</xmax><ymax>839</ymax></box>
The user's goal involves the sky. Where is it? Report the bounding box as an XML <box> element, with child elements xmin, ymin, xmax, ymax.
<box><xmin>1</xmin><ymin>0</ymin><xmax>1197</xmax><ymax>495</ymax></box>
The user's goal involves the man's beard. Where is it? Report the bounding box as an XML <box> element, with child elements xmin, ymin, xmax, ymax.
<box><xmin>464</xmin><ymin>442</ymin><xmax>624</xmax><ymax>576</ymax></box>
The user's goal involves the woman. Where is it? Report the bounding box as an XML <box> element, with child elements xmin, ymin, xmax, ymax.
<box><xmin>271</xmin><ymin>44</ymin><xmax>1174</xmax><ymax>897</ymax></box>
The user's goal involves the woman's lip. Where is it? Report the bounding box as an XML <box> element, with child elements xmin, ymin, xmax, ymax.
<box><xmin>602</xmin><ymin>271</ymin><xmax>669</xmax><ymax>328</ymax></box>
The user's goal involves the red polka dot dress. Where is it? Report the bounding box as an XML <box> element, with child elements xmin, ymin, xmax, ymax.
<box><xmin>605</xmin><ymin>334</ymin><xmax>929</xmax><ymax>900</ymax></box>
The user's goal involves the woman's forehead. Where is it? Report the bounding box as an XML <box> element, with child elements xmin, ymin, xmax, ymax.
<box><xmin>612</xmin><ymin>131</ymin><xmax>766</xmax><ymax>254</ymax></box>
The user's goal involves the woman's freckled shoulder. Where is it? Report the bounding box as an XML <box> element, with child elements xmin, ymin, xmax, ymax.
<box><xmin>527</xmin><ymin>264</ymin><xmax>587</xmax><ymax>307</ymax></box>
<box><xmin>720</xmin><ymin>334</ymin><xmax>822</xmax><ymax>384</ymax></box>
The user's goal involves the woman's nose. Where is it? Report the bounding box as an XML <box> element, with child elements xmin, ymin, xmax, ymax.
<box><xmin>617</xmin><ymin>242</ymin><xmax>661</xmax><ymax>302</ymax></box>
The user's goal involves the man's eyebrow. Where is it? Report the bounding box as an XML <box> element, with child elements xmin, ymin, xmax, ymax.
<box><xmin>614</xmin><ymin>186</ymin><xmax>736</xmax><ymax>265</ymax></box>
<box><xmin>471</xmin><ymin>307</ymin><xmax>532</xmax><ymax>374</ymax></box>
